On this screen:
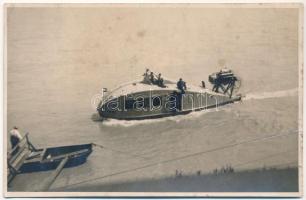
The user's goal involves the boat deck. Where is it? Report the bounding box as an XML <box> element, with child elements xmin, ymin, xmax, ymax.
<box><xmin>105</xmin><ymin>79</ymin><xmax>211</xmax><ymax>101</ymax></box>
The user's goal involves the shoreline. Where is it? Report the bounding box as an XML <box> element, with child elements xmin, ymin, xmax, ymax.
<box><xmin>53</xmin><ymin>167</ymin><xmax>298</xmax><ymax>192</ymax></box>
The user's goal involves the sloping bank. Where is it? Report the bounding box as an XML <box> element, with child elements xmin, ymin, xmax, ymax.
<box><xmin>54</xmin><ymin>167</ymin><xmax>298</xmax><ymax>192</ymax></box>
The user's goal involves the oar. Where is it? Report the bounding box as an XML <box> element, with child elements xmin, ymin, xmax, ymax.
<box><xmin>38</xmin><ymin>157</ymin><xmax>68</xmax><ymax>191</ymax></box>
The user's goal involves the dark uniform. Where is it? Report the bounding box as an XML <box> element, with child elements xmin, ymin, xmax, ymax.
<box><xmin>157</xmin><ymin>73</ymin><xmax>165</xmax><ymax>87</ymax></box>
<box><xmin>177</xmin><ymin>78</ymin><xmax>186</xmax><ymax>93</ymax></box>
<box><xmin>176</xmin><ymin>78</ymin><xmax>187</xmax><ymax>111</ymax></box>
<box><xmin>149</xmin><ymin>72</ymin><xmax>156</xmax><ymax>84</ymax></box>
<box><xmin>9</xmin><ymin>127</ymin><xmax>22</xmax><ymax>156</ymax></box>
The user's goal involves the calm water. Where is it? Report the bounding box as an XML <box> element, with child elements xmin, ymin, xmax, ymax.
<box><xmin>7</xmin><ymin>6</ymin><xmax>300</xmax><ymax>191</ymax></box>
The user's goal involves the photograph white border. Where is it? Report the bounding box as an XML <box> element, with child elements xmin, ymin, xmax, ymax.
<box><xmin>1</xmin><ymin>1</ymin><xmax>304</xmax><ymax>198</ymax></box>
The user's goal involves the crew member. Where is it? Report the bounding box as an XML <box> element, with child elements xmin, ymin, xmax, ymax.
<box><xmin>9</xmin><ymin>126</ymin><xmax>22</xmax><ymax>155</ymax></box>
<box><xmin>157</xmin><ymin>73</ymin><xmax>165</xmax><ymax>87</ymax></box>
<box><xmin>177</xmin><ymin>78</ymin><xmax>187</xmax><ymax>93</ymax></box>
<box><xmin>143</xmin><ymin>69</ymin><xmax>151</xmax><ymax>84</ymax></box>
<box><xmin>202</xmin><ymin>81</ymin><xmax>206</xmax><ymax>88</ymax></box>
<box><xmin>149</xmin><ymin>72</ymin><xmax>156</xmax><ymax>84</ymax></box>
<box><xmin>143</xmin><ymin>68</ymin><xmax>150</xmax><ymax>76</ymax></box>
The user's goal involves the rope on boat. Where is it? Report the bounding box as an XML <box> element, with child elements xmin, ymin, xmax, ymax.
<box><xmin>53</xmin><ymin>130</ymin><xmax>299</xmax><ymax>190</ymax></box>
<box><xmin>92</xmin><ymin>143</ymin><xmax>149</xmax><ymax>160</ymax></box>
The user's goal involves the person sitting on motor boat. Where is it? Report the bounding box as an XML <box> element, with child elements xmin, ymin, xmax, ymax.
<box><xmin>142</xmin><ymin>68</ymin><xmax>151</xmax><ymax>84</ymax></box>
<box><xmin>9</xmin><ymin>126</ymin><xmax>22</xmax><ymax>156</ymax></box>
<box><xmin>156</xmin><ymin>73</ymin><xmax>166</xmax><ymax>88</ymax></box>
<box><xmin>177</xmin><ymin>78</ymin><xmax>187</xmax><ymax>93</ymax></box>
<box><xmin>143</xmin><ymin>70</ymin><xmax>166</xmax><ymax>87</ymax></box>
<box><xmin>201</xmin><ymin>81</ymin><xmax>206</xmax><ymax>88</ymax></box>
<box><xmin>149</xmin><ymin>72</ymin><xmax>157</xmax><ymax>84</ymax></box>
<box><xmin>143</xmin><ymin>68</ymin><xmax>150</xmax><ymax>76</ymax></box>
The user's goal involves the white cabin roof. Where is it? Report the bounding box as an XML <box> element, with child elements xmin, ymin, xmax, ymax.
<box><xmin>103</xmin><ymin>78</ymin><xmax>213</xmax><ymax>102</ymax></box>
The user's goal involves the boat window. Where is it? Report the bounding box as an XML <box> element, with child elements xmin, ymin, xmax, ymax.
<box><xmin>137</xmin><ymin>98</ymin><xmax>157</xmax><ymax>108</ymax></box>
<box><xmin>152</xmin><ymin>96</ymin><xmax>161</xmax><ymax>107</ymax></box>
<box><xmin>125</xmin><ymin>98</ymin><xmax>149</xmax><ymax>109</ymax></box>
<box><xmin>125</xmin><ymin>99</ymin><xmax>136</xmax><ymax>109</ymax></box>
<box><xmin>125</xmin><ymin>97</ymin><xmax>162</xmax><ymax>109</ymax></box>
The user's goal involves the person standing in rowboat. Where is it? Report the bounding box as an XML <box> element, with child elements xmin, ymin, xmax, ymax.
<box><xmin>9</xmin><ymin>126</ymin><xmax>22</xmax><ymax>155</ymax></box>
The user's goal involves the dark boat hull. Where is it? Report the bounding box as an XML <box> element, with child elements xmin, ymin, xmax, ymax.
<box><xmin>98</xmin><ymin>94</ymin><xmax>241</xmax><ymax>120</ymax></box>
<box><xmin>19</xmin><ymin>144</ymin><xmax>92</xmax><ymax>173</ymax></box>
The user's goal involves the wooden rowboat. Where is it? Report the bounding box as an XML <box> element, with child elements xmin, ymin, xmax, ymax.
<box><xmin>19</xmin><ymin>143</ymin><xmax>92</xmax><ymax>173</ymax></box>
<box><xmin>7</xmin><ymin>133</ymin><xmax>93</xmax><ymax>190</ymax></box>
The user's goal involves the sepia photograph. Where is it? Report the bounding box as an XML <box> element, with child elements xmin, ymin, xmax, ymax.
<box><xmin>4</xmin><ymin>3</ymin><xmax>303</xmax><ymax>197</ymax></box>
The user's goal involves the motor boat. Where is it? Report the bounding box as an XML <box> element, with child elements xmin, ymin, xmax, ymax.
<box><xmin>97</xmin><ymin>69</ymin><xmax>241</xmax><ymax>120</ymax></box>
